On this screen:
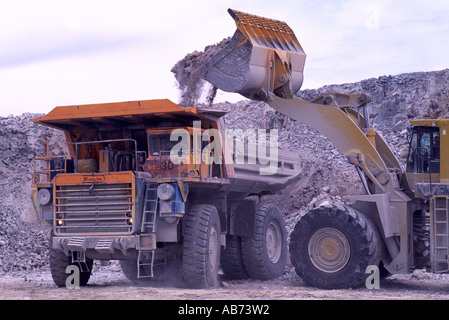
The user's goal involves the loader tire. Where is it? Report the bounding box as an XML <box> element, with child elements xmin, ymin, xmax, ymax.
<box><xmin>220</xmin><ymin>235</ymin><xmax>249</xmax><ymax>279</ymax></box>
<box><xmin>49</xmin><ymin>249</ymin><xmax>93</xmax><ymax>288</ymax></box>
<box><xmin>289</xmin><ymin>205</ymin><xmax>381</xmax><ymax>289</ymax></box>
<box><xmin>182</xmin><ymin>204</ymin><xmax>221</xmax><ymax>288</ymax></box>
<box><xmin>241</xmin><ymin>204</ymin><xmax>287</xmax><ymax>280</ymax></box>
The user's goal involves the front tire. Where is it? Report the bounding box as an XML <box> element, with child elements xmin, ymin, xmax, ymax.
<box><xmin>289</xmin><ymin>205</ymin><xmax>381</xmax><ymax>289</ymax></box>
<box><xmin>182</xmin><ymin>204</ymin><xmax>221</xmax><ymax>288</ymax></box>
<box><xmin>49</xmin><ymin>249</ymin><xmax>93</xmax><ymax>288</ymax></box>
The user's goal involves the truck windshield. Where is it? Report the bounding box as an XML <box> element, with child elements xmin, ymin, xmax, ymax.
<box><xmin>148</xmin><ymin>134</ymin><xmax>179</xmax><ymax>156</ymax></box>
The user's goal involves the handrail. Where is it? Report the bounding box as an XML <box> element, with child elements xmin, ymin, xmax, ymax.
<box><xmin>32</xmin><ymin>141</ymin><xmax>68</xmax><ymax>184</ymax></box>
<box><xmin>69</xmin><ymin>138</ymin><xmax>138</xmax><ymax>173</ymax></box>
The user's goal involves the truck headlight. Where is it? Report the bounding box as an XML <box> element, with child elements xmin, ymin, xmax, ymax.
<box><xmin>37</xmin><ymin>188</ymin><xmax>52</xmax><ymax>205</ymax></box>
<box><xmin>157</xmin><ymin>184</ymin><xmax>174</xmax><ymax>201</ymax></box>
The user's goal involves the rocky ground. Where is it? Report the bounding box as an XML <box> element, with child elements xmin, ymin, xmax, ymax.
<box><xmin>1</xmin><ymin>262</ymin><xmax>449</xmax><ymax>300</ymax></box>
<box><xmin>1</xmin><ymin>59</ymin><xmax>449</xmax><ymax>299</ymax></box>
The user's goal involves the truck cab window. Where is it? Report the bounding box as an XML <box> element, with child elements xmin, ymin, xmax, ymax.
<box><xmin>148</xmin><ymin>134</ymin><xmax>177</xmax><ymax>156</ymax></box>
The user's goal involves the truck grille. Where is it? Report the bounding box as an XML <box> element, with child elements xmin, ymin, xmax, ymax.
<box><xmin>54</xmin><ymin>183</ymin><xmax>133</xmax><ymax>234</ymax></box>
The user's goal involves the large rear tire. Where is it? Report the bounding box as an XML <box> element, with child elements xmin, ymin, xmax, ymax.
<box><xmin>182</xmin><ymin>204</ymin><xmax>221</xmax><ymax>288</ymax></box>
<box><xmin>241</xmin><ymin>204</ymin><xmax>287</xmax><ymax>280</ymax></box>
<box><xmin>289</xmin><ymin>205</ymin><xmax>381</xmax><ymax>289</ymax></box>
<box><xmin>220</xmin><ymin>235</ymin><xmax>249</xmax><ymax>279</ymax></box>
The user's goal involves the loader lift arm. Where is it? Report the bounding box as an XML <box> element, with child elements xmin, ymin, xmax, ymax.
<box><xmin>267</xmin><ymin>93</ymin><xmax>401</xmax><ymax>194</ymax></box>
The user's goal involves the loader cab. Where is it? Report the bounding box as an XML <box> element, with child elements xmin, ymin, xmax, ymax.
<box><xmin>406</xmin><ymin>126</ymin><xmax>440</xmax><ymax>175</ymax></box>
<box><xmin>405</xmin><ymin>120</ymin><xmax>449</xmax><ymax>196</ymax></box>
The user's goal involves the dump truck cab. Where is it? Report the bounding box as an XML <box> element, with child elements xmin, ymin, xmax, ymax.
<box><xmin>145</xmin><ymin>126</ymin><xmax>226</xmax><ymax>182</ymax></box>
<box><xmin>31</xmin><ymin>99</ymin><xmax>227</xmax><ymax>225</ymax></box>
<box><xmin>31</xmin><ymin>98</ymin><xmax>300</xmax><ymax>288</ymax></box>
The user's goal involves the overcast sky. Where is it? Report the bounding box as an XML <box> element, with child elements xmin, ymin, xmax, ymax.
<box><xmin>1</xmin><ymin>0</ymin><xmax>449</xmax><ymax>116</ymax></box>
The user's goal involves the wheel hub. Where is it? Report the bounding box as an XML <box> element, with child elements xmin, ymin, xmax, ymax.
<box><xmin>266</xmin><ymin>221</ymin><xmax>282</xmax><ymax>264</ymax></box>
<box><xmin>308</xmin><ymin>227</ymin><xmax>351</xmax><ymax>273</ymax></box>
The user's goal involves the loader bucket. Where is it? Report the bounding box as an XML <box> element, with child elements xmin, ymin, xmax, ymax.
<box><xmin>204</xmin><ymin>9</ymin><xmax>306</xmax><ymax>101</ymax></box>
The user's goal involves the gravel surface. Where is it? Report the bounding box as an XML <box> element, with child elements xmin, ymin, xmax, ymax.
<box><xmin>1</xmin><ymin>262</ymin><xmax>449</xmax><ymax>300</ymax></box>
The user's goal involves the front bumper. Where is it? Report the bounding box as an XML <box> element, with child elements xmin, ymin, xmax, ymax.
<box><xmin>52</xmin><ymin>234</ymin><xmax>156</xmax><ymax>256</ymax></box>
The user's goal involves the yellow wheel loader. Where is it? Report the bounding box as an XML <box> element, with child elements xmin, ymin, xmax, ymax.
<box><xmin>205</xmin><ymin>9</ymin><xmax>449</xmax><ymax>289</ymax></box>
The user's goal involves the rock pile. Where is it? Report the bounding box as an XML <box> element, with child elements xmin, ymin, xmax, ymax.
<box><xmin>171</xmin><ymin>38</ymin><xmax>230</xmax><ymax>107</ymax></box>
<box><xmin>298</xmin><ymin>69</ymin><xmax>449</xmax><ymax>162</ymax></box>
<box><xmin>0</xmin><ymin>207</ymin><xmax>50</xmax><ymax>272</ymax></box>
<box><xmin>0</xmin><ymin>113</ymin><xmax>68</xmax><ymax>222</ymax></box>
<box><xmin>0</xmin><ymin>113</ymin><xmax>68</xmax><ymax>273</ymax></box>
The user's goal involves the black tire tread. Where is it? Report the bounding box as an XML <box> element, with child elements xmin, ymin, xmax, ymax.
<box><xmin>241</xmin><ymin>204</ymin><xmax>287</xmax><ymax>280</ymax></box>
<box><xmin>220</xmin><ymin>235</ymin><xmax>249</xmax><ymax>279</ymax></box>
<box><xmin>49</xmin><ymin>249</ymin><xmax>92</xmax><ymax>287</ymax></box>
<box><xmin>289</xmin><ymin>204</ymin><xmax>381</xmax><ymax>289</ymax></box>
<box><xmin>182</xmin><ymin>204</ymin><xmax>221</xmax><ymax>288</ymax></box>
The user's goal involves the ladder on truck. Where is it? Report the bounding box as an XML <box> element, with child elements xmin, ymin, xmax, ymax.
<box><xmin>430</xmin><ymin>196</ymin><xmax>449</xmax><ymax>273</ymax></box>
<box><xmin>137</xmin><ymin>183</ymin><xmax>159</xmax><ymax>279</ymax></box>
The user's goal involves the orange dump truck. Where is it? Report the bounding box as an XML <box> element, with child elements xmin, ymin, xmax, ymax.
<box><xmin>31</xmin><ymin>98</ymin><xmax>300</xmax><ymax>288</ymax></box>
